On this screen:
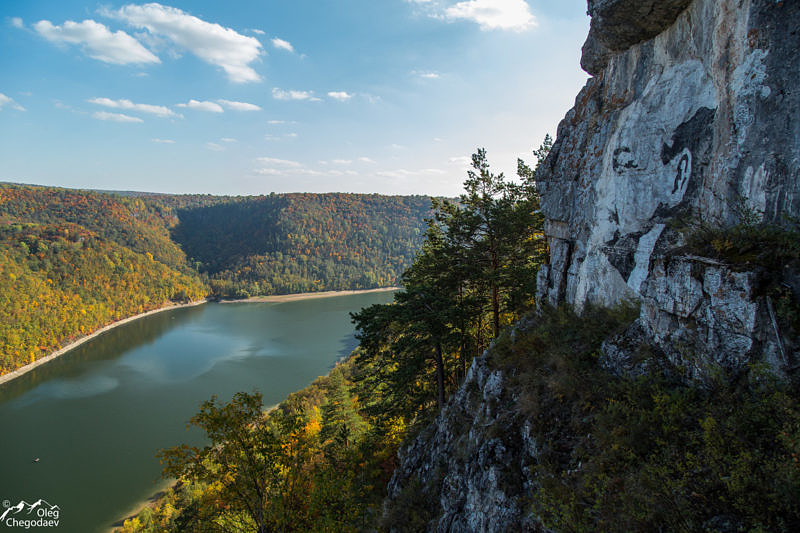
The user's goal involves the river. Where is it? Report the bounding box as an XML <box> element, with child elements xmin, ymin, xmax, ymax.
<box><xmin>0</xmin><ymin>291</ymin><xmax>394</xmax><ymax>532</ymax></box>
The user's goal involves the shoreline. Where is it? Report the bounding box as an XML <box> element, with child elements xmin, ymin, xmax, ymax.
<box><xmin>0</xmin><ymin>299</ymin><xmax>208</xmax><ymax>388</ymax></box>
<box><xmin>218</xmin><ymin>286</ymin><xmax>400</xmax><ymax>304</ymax></box>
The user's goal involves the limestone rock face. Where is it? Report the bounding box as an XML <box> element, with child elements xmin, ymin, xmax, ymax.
<box><xmin>383</xmin><ymin>345</ymin><xmax>540</xmax><ymax>532</ymax></box>
<box><xmin>582</xmin><ymin>0</ymin><xmax>694</xmax><ymax>74</ymax></box>
<box><xmin>537</xmin><ymin>0</ymin><xmax>800</xmax><ymax>378</ymax></box>
<box><xmin>385</xmin><ymin>1</ymin><xmax>800</xmax><ymax>530</ymax></box>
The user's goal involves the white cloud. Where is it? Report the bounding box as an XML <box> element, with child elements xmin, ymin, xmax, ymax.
<box><xmin>151</xmin><ymin>138</ymin><xmax>175</xmax><ymax>143</ymax></box>
<box><xmin>255</xmin><ymin>157</ymin><xmax>302</xmax><ymax>167</ymax></box>
<box><xmin>377</xmin><ymin>169</ymin><xmax>417</xmax><ymax>179</ymax></box>
<box><xmin>10</xmin><ymin>17</ymin><xmax>23</xmax><ymax>28</ymax></box>
<box><xmin>111</xmin><ymin>3</ymin><xmax>263</xmax><ymax>83</ymax></box>
<box><xmin>412</xmin><ymin>70</ymin><xmax>440</xmax><ymax>79</ymax></box>
<box><xmin>176</xmin><ymin>99</ymin><xmax>224</xmax><ymax>112</ymax></box>
<box><xmin>449</xmin><ymin>155</ymin><xmax>472</xmax><ymax>165</ymax></box>
<box><xmin>253</xmin><ymin>167</ymin><xmax>283</xmax><ymax>176</ymax></box>
<box><xmin>332</xmin><ymin>159</ymin><xmax>352</xmax><ymax>165</ymax></box>
<box><xmin>220</xmin><ymin>137</ymin><xmax>237</xmax><ymax>143</ymax></box>
<box><xmin>284</xmin><ymin>133</ymin><xmax>298</xmax><ymax>138</ymax></box>
<box><xmin>250</xmin><ymin>29</ymin><xmax>265</xmax><ymax>35</ymax></box>
<box><xmin>272</xmin><ymin>88</ymin><xmax>319</xmax><ymax>101</ymax></box>
<box><xmin>205</xmin><ymin>142</ymin><xmax>224</xmax><ymax>151</ymax></box>
<box><xmin>33</xmin><ymin>19</ymin><xmax>160</xmax><ymax>64</ymax></box>
<box><xmin>445</xmin><ymin>0</ymin><xmax>537</xmax><ymax>31</ymax></box>
<box><xmin>88</xmin><ymin>97</ymin><xmax>176</xmax><ymax>117</ymax></box>
<box><xmin>0</xmin><ymin>93</ymin><xmax>25</xmax><ymax>111</ymax></box>
<box><xmin>271</xmin><ymin>37</ymin><xmax>294</xmax><ymax>53</ymax></box>
<box><xmin>327</xmin><ymin>91</ymin><xmax>352</xmax><ymax>101</ymax></box>
<box><xmin>377</xmin><ymin>167</ymin><xmax>446</xmax><ymax>179</ymax></box>
<box><xmin>267</xmin><ymin>119</ymin><xmax>285</xmax><ymax>124</ymax></box>
<box><xmin>218</xmin><ymin>99</ymin><xmax>261</xmax><ymax>111</ymax></box>
<box><xmin>92</xmin><ymin>111</ymin><xmax>143</xmax><ymax>123</ymax></box>
<box><xmin>358</xmin><ymin>157</ymin><xmax>376</xmax><ymax>163</ymax></box>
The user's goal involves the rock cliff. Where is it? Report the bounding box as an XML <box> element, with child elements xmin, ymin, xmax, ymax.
<box><xmin>537</xmin><ymin>0</ymin><xmax>800</xmax><ymax>380</ymax></box>
<box><xmin>383</xmin><ymin>0</ymin><xmax>800</xmax><ymax>530</ymax></box>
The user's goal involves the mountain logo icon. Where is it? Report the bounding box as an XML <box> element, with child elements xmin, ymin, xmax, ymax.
<box><xmin>0</xmin><ymin>499</ymin><xmax>60</xmax><ymax>528</ymax></box>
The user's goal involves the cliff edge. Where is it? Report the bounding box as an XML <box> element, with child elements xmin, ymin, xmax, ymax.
<box><xmin>383</xmin><ymin>1</ymin><xmax>800</xmax><ymax>530</ymax></box>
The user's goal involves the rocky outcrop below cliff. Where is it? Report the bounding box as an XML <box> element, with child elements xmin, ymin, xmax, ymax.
<box><xmin>382</xmin><ymin>343</ymin><xmax>538</xmax><ymax>532</ymax></box>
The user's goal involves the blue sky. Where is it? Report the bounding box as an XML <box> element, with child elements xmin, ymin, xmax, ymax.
<box><xmin>0</xmin><ymin>1</ymin><xmax>589</xmax><ymax>196</ymax></box>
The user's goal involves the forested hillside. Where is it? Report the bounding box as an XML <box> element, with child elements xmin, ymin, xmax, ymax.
<box><xmin>0</xmin><ymin>184</ymin><xmax>208</xmax><ymax>375</ymax></box>
<box><xmin>167</xmin><ymin>193</ymin><xmax>431</xmax><ymax>297</ymax></box>
<box><xmin>0</xmin><ymin>184</ymin><xmax>432</xmax><ymax>375</ymax></box>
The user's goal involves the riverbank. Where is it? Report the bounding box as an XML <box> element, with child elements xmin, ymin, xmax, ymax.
<box><xmin>218</xmin><ymin>286</ymin><xmax>400</xmax><ymax>304</ymax></box>
<box><xmin>0</xmin><ymin>299</ymin><xmax>208</xmax><ymax>387</ymax></box>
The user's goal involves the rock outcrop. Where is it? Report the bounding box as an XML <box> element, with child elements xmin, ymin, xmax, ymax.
<box><xmin>537</xmin><ymin>0</ymin><xmax>800</xmax><ymax>380</ymax></box>
<box><xmin>384</xmin><ymin>1</ymin><xmax>800</xmax><ymax>530</ymax></box>
<box><xmin>383</xmin><ymin>343</ymin><xmax>539</xmax><ymax>533</ymax></box>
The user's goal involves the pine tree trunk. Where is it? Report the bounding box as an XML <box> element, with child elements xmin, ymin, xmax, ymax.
<box><xmin>435</xmin><ymin>340</ymin><xmax>446</xmax><ymax>409</ymax></box>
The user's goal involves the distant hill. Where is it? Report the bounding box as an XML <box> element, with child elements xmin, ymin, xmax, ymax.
<box><xmin>0</xmin><ymin>183</ymin><xmax>432</xmax><ymax>374</ymax></box>
<box><xmin>166</xmin><ymin>192</ymin><xmax>431</xmax><ymax>297</ymax></box>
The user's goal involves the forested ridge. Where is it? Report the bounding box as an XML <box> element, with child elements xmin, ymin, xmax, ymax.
<box><xmin>168</xmin><ymin>192</ymin><xmax>431</xmax><ymax>297</ymax></box>
<box><xmin>0</xmin><ymin>184</ymin><xmax>432</xmax><ymax>375</ymax></box>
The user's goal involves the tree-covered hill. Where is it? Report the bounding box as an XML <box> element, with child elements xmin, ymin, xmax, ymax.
<box><xmin>0</xmin><ymin>183</ymin><xmax>432</xmax><ymax>374</ymax></box>
<box><xmin>168</xmin><ymin>193</ymin><xmax>432</xmax><ymax>297</ymax></box>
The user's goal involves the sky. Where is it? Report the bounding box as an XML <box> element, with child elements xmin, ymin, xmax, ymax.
<box><xmin>0</xmin><ymin>1</ymin><xmax>590</xmax><ymax>197</ymax></box>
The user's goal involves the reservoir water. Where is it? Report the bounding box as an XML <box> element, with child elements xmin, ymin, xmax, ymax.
<box><xmin>0</xmin><ymin>292</ymin><xmax>394</xmax><ymax>532</ymax></box>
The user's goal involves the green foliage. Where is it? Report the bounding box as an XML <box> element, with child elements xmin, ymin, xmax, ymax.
<box><xmin>490</xmin><ymin>305</ymin><xmax>800</xmax><ymax>532</ymax></box>
<box><xmin>118</xmin><ymin>360</ymin><xmax>407</xmax><ymax>533</ymax></box>
<box><xmin>681</xmin><ymin>200</ymin><xmax>800</xmax><ymax>272</ymax></box>
<box><xmin>353</xmin><ymin>143</ymin><xmax>550</xmax><ymax>421</ymax></box>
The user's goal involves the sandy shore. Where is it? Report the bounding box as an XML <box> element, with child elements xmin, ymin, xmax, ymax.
<box><xmin>0</xmin><ymin>299</ymin><xmax>208</xmax><ymax>387</ymax></box>
<box><xmin>219</xmin><ymin>286</ymin><xmax>400</xmax><ymax>304</ymax></box>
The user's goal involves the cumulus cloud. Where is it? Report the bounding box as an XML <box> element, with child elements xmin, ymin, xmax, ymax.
<box><xmin>33</xmin><ymin>19</ymin><xmax>160</xmax><ymax>64</ymax></box>
<box><xmin>111</xmin><ymin>3</ymin><xmax>263</xmax><ymax>82</ymax></box>
<box><xmin>358</xmin><ymin>157</ymin><xmax>376</xmax><ymax>163</ymax></box>
<box><xmin>0</xmin><ymin>93</ymin><xmax>25</xmax><ymax>111</ymax></box>
<box><xmin>327</xmin><ymin>91</ymin><xmax>352</xmax><ymax>101</ymax></box>
<box><xmin>92</xmin><ymin>111</ymin><xmax>144</xmax><ymax>122</ymax></box>
<box><xmin>218</xmin><ymin>99</ymin><xmax>261</xmax><ymax>111</ymax></box>
<box><xmin>445</xmin><ymin>0</ymin><xmax>537</xmax><ymax>31</ymax></box>
<box><xmin>332</xmin><ymin>159</ymin><xmax>352</xmax><ymax>165</ymax></box>
<box><xmin>272</xmin><ymin>88</ymin><xmax>319</xmax><ymax>101</ymax></box>
<box><xmin>151</xmin><ymin>138</ymin><xmax>175</xmax><ymax>143</ymax></box>
<box><xmin>88</xmin><ymin>97</ymin><xmax>176</xmax><ymax>117</ymax></box>
<box><xmin>271</xmin><ymin>37</ymin><xmax>294</xmax><ymax>53</ymax></box>
<box><xmin>220</xmin><ymin>137</ymin><xmax>237</xmax><ymax>143</ymax></box>
<box><xmin>10</xmin><ymin>17</ymin><xmax>23</xmax><ymax>28</ymax></box>
<box><xmin>176</xmin><ymin>99</ymin><xmax>224</xmax><ymax>112</ymax></box>
<box><xmin>250</xmin><ymin>29</ymin><xmax>265</xmax><ymax>35</ymax></box>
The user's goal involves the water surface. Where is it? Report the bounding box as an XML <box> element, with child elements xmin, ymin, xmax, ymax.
<box><xmin>0</xmin><ymin>292</ymin><xmax>393</xmax><ymax>532</ymax></box>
